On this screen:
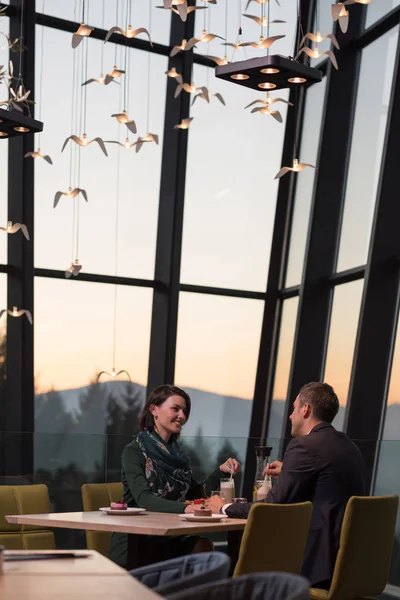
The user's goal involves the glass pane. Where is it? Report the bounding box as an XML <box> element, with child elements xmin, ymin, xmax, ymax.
<box><xmin>285</xmin><ymin>79</ymin><xmax>327</xmax><ymax>288</ymax></box>
<box><xmin>0</xmin><ymin>274</ymin><xmax>6</xmax><ymax>401</ymax></box>
<box><xmin>180</xmin><ymin>63</ymin><xmax>290</xmax><ymax>292</ymax></box>
<box><xmin>336</xmin><ymin>28</ymin><xmax>398</xmax><ymax>272</ymax></box>
<box><xmin>34</xmin><ymin>278</ymin><xmax>152</xmax><ymax>394</ymax></box>
<box><xmin>380</xmin><ymin>308</ymin><xmax>400</xmax><ymax>441</ymax></box>
<box><xmin>174</xmin><ymin>292</ymin><xmax>264</xmax><ymax>438</ymax></box>
<box><xmin>267</xmin><ymin>297</ymin><xmax>299</xmax><ymax>441</ymax></box>
<box><xmin>366</xmin><ymin>1</ymin><xmax>400</xmax><ymax>28</ymax></box>
<box><xmin>34</xmin><ymin>27</ymin><xmax>165</xmax><ymax>278</ymax></box>
<box><xmin>193</xmin><ymin>0</ymin><xmax>296</xmax><ymax>60</ymax></box>
<box><xmin>39</xmin><ymin>0</ymin><xmax>171</xmax><ymax>46</ymax></box>
<box><xmin>323</xmin><ymin>280</ymin><xmax>364</xmax><ymax>430</ymax></box>
<box><xmin>0</xmin><ymin>15</ymin><xmax>9</xmax><ymax>264</ymax></box>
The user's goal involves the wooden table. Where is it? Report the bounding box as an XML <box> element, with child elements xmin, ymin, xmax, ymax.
<box><xmin>6</xmin><ymin>511</ymin><xmax>247</xmax><ymax>569</ymax></box>
<box><xmin>0</xmin><ymin>550</ymin><xmax>162</xmax><ymax>599</ymax></box>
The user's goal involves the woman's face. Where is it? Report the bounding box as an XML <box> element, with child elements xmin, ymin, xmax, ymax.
<box><xmin>150</xmin><ymin>394</ymin><xmax>188</xmax><ymax>437</ymax></box>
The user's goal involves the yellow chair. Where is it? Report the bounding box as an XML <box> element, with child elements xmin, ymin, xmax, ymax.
<box><xmin>81</xmin><ymin>482</ymin><xmax>124</xmax><ymax>557</ymax></box>
<box><xmin>311</xmin><ymin>495</ymin><xmax>399</xmax><ymax>600</ymax></box>
<box><xmin>0</xmin><ymin>484</ymin><xmax>56</xmax><ymax>549</ymax></box>
<box><xmin>233</xmin><ymin>502</ymin><xmax>313</xmax><ymax>577</ymax></box>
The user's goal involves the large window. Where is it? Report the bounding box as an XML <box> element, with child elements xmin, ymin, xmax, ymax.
<box><xmin>336</xmin><ymin>27</ymin><xmax>398</xmax><ymax>272</ymax></box>
<box><xmin>35</xmin><ymin>28</ymin><xmax>166</xmax><ymax>278</ymax></box>
<box><xmin>285</xmin><ymin>79</ymin><xmax>327</xmax><ymax>288</ymax></box>
<box><xmin>323</xmin><ymin>280</ymin><xmax>364</xmax><ymax>430</ymax></box>
<box><xmin>267</xmin><ymin>297</ymin><xmax>299</xmax><ymax>443</ymax></box>
<box><xmin>180</xmin><ymin>63</ymin><xmax>289</xmax><ymax>292</ymax></box>
<box><xmin>366</xmin><ymin>0</ymin><xmax>400</xmax><ymax>28</ymax></box>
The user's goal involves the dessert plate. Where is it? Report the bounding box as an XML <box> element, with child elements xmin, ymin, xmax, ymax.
<box><xmin>99</xmin><ymin>507</ymin><xmax>147</xmax><ymax>515</ymax></box>
<box><xmin>178</xmin><ymin>514</ymin><xmax>226</xmax><ymax>522</ymax></box>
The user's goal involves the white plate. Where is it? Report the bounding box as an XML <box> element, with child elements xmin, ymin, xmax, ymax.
<box><xmin>99</xmin><ymin>507</ymin><xmax>147</xmax><ymax>515</ymax></box>
<box><xmin>178</xmin><ymin>514</ymin><xmax>226</xmax><ymax>523</ymax></box>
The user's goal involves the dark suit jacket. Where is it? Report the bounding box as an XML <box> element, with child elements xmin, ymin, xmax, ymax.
<box><xmin>226</xmin><ymin>423</ymin><xmax>366</xmax><ymax>584</ymax></box>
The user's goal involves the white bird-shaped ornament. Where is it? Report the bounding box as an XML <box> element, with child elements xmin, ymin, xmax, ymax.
<box><xmin>24</xmin><ymin>148</ymin><xmax>53</xmax><ymax>164</ymax></box>
<box><xmin>191</xmin><ymin>88</ymin><xmax>210</xmax><ymax>104</ymax></box>
<box><xmin>300</xmin><ymin>31</ymin><xmax>340</xmax><ymax>50</ymax></box>
<box><xmin>249</xmin><ymin>34</ymin><xmax>285</xmax><ymax>50</ymax></box>
<box><xmin>157</xmin><ymin>3</ymin><xmax>206</xmax><ymax>17</ymax></box>
<box><xmin>297</xmin><ymin>45</ymin><xmax>338</xmax><ymax>69</ymax></box>
<box><xmin>174</xmin><ymin>117</ymin><xmax>193</xmax><ymax>130</ymax></box>
<box><xmin>331</xmin><ymin>3</ymin><xmax>349</xmax><ymax>33</ymax></box>
<box><xmin>105</xmin><ymin>137</ymin><xmax>137</xmax><ymax>149</ymax></box>
<box><xmin>53</xmin><ymin>187</ymin><xmax>88</xmax><ymax>208</ymax></box>
<box><xmin>245</xmin><ymin>0</ymin><xmax>281</xmax><ymax>9</ymax></box>
<box><xmin>185</xmin><ymin>30</ymin><xmax>225</xmax><ymax>51</ymax></box>
<box><xmin>97</xmin><ymin>367</ymin><xmax>132</xmax><ymax>382</ymax></box>
<box><xmin>0</xmin><ymin>306</ymin><xmax>32</xmax><ymax>324</ymax></box>
<box><xmin>134</xmin><ymin>133</ymin><xmax>159</xmax><ymax>153</ymax></box>
<box><xmin>65</xmin><ymin>260</ymin><xmax>82</xmax><ymax>278</ymax></box>
<box><xmin>221</xmin><ymin>41</ymin><xmax>253</xmax><ymax>50</ymax></box>
<box><xmin>104</xmin><ymin>66</ymin><xmax>125</xmax><ymax>85</ymax></box>
<box><xmin>245</xmin><ymin>93</ymin><xmax>293</xmax><ymax>110</ymax></box>
<box><xmin>61</xmin><ymin>133</ymin><xmax>108</xmax><ymax>157</ymax></box>
<box><xmin>275</xmin><ymin>158</ymin><xmax>316</xmax><ymax>179</ymax></box>
<box><xmin>105</xmin><ymin>25</ymin><xmax>152</xmax><ymax>45</ymax></box>
<box><xmin>165</xmin><ymin>67</ymin><xmax>182</xmax><ymax>79</ymax></box>
<box><xmin>111</xmin><ymin>110</ymin><xmax>137</xmax><ymax>134</ymax></box>
<box><xmin>72</xmin><ymin>23</ymin><xmax>93</xmax><ymax>49</ymax></box>
<box><xmin>0</xmin><ymin>221</ymin><xmax>30</xmax><ymax>240</ymax></box>
<box><xmin>82</xmin><ymin>73</ymin><xmax>119</xmax><ymax>86</ymax></box>
<box><xmin>163</xmin><ymin>0</ymin><xmax>189</xmax><ymax>21</ymax></box>
<box><xmin>242</xmin><ymin>14</ymin><xmax>286</xmax><ymax>27</ymax></box>
<box><xmin>205</xmin><ymin>54</ymin><xmax>229</xmax><ymax>66</ymax></box>
<box><xmin>170</xmin><ymin>39</ymin><xmax>190</xmax><ymax>56</ymax></box>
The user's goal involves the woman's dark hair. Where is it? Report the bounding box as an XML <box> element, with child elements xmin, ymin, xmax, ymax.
<box><xmin>139</xmin><ymin>384</ymin><xmax>191</xmax><ymax>435</ymax></box>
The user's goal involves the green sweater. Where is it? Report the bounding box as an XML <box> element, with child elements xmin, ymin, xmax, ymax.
<box><xmin>109</xmin><ymin>439</ymin><xmax>224</xmax><ymax>567</ymax></box>
<box><xmin>121</xmin><ymin>439</ymin><xmax>223</xmax><ymax>512</ymax></box>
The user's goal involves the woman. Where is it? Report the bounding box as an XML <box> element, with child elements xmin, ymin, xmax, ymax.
<box><xmin>109</xmin><ymin>384</ymin><xmax>240</xmax><ymax>569</ymax></box>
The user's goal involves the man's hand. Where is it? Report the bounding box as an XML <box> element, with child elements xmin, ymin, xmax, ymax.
<box><xmin>219</xmin><ymin>458</ymin><xmax>241</xmax><ymax>474</ymax></box>
<box><xmin>184</xmin><ymin>504</ymin><xmax>197</xmax><ymax>514</ymax></box>
<box><xmin>263</xmin><ymin>460</ymin><xmax>282</xmax><ymax>478</ymax></box>
<box><xmin>205</xmin><ymin>495</ymin><xmax>225</xmax><ymax>513</ymax></box>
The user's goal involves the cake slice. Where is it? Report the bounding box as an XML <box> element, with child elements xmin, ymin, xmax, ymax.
<box><xmin>194</xmin><ymin>506</ymin><xmax>212</xmax><ymax>517</ymax></box>
<box><xmin>110</xmin><ymin>500</ymin><xmax>128</xmax><ymax>510</ymax></box>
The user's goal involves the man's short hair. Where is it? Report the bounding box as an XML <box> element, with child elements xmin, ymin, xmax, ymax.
<box><xmin>298</xmin><ymin>382</ymin><xmax>339</xmax><ymax>423</ymax></box>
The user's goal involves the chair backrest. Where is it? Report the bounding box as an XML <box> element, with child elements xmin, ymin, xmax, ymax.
<box><xmin>0</xmin><ymin>484</ymin><xmax>56</xmax><ymax>549</ymax></box>
<box><xmin>167</xmin><ymin>571</ymin><xmax>310</xmax><ymax>600</ymax></box>
<box><xmin>327</xmin><ymin>494</ymin><xmax>399</xmax><ymax>600</ymax></box>
<box><xmin>81</xmin><ymin>482</ymin><xmax>123</xmax><ymax>557</ymax></box>
<box><xmin>130</xmin><ymin>551</ymin><xmax>231</xmax><ymax>596</ymax></box>
<box><xmin>233</xmin><ymin>502</ymin><xmax>313</xmax><ymax>577</ymax></box>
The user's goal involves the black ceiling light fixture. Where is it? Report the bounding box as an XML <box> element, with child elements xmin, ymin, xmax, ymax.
<box><xmin>0</xmin><ymin>0</ymin><xmax>44</xmax><ymax>139</ymax></box>
<box><xmin>215</xmin><ymin>0</ymin><xmax>323</xmax><ymax>93</ymax></box>
<box><xmin>0</xmin><ymin>109</ymin><xmax>43</xmax><ymax>138</ymax></box>
<box><xmin>215</xmin><ymin>54</ymin><xmax>322</xmax><ymax>91</ymax></box>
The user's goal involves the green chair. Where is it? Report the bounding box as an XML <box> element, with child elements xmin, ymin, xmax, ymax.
<box><xmin>311</xmin><ymin>495</ymin><xmax>399</xmax><ymax>600</ymax></box>
<box><xmin>233</xmin><ymin>502</ymin><xmax>313</xmax><ymax>577</ymax></box>
<box><xmin>0</xmin><ymin>484</ymin><xmax>56</xmax><ymax>549</ymax></box>
<box><xmin>81</xmin><ymin>482</ymin><xmax>124</xmax><ymax>557</ymax></box>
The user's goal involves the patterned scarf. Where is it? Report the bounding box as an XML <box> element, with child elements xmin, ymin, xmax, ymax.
<box><xmin>137</xmin><ymin>430</ymin><xmax>192</xmax><ymax>502</ymax></box>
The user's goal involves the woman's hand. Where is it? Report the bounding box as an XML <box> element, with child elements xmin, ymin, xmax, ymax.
<box><xmin>263</xmin><ymin>460</ymin><xmax>282</xmax><ymax>478</ymax></box>
<box><xmin>205</xmin><ymin>495</ymin><xmax>225</xmax><ymax>513</ymax></box>
<box><xmin>184</xmin><ymin>504</ymin><xmax>197</xmax><ymax>514</ymax></box>
<box><xmin>219</xmin><ymin>458</ymin><xmax>241</xmax><ymax>474</ymax></box>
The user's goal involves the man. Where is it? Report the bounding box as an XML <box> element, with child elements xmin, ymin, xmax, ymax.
<box><xmin>207</xmin><ymin>382</ymin><xmax>367</xmax><ymax>588</ymax></box>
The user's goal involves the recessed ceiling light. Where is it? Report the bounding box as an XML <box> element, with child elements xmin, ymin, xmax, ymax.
<box><xmin>288</xmin><ymin>77</ymin><xmax>307</xmax><ymax>84</ymax></box>
<box><xmin>258</xmin><ymin>82</ymin><xmax>277</xmax><ymax>89</ymax></box>
<box><xmin>0</xmin><ymin>132</ymin><xmax>8</xmax><ymax>137</ymax></box>
<box><xmin>14</xmin><ymin>126</ymin><xmax>30</xmax><ymax>132</ymax></box>
<box><xmin>260</xmin><ymin>68</ymin><xmax>280</xmax><ymax>74</ymax></box>
<box><xmin>231</xmin><ymin>73</ymin><xmax>249</xmax><ymax>80</ymax></box>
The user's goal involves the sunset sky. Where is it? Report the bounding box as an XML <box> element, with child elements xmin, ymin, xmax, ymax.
<box><xmin>1</xmin><ymin>1</ymin><xmax>400</xmax><ymax>412</ymax></box>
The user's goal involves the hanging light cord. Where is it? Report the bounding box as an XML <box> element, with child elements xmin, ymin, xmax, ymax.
<box><xmin>100</xmin><ymin>0</ymin><xmax>105</xmax><ymax>73</ymax></box>
<box><xmin>123</xmin><ymin>0</ymin><xmax>129</xmax><ymax>110</ymax></box>
<box><xmin>37</xmin><ymin>0</ymin><xmax>45</xmax><ymax>145</ymax></box>
<box><xmin>146</xmin><ymin>0</ymin><xmax>152</xmax><ymax>132</ymax></box>
<box><xmin>114</xmin><ymin>0</ymin><xmax>119</xmax><ymax>66</ymax></box>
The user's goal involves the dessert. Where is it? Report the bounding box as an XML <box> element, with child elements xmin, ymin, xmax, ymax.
<box><xmin>194</xmin><ymin>506</ymin><xmax>212</xmax><ymax>517</ymax></box>
<box><xmin>110</xmin><ymin>500</ymin><xmax>128</xmax><ymax>510</ymax></box>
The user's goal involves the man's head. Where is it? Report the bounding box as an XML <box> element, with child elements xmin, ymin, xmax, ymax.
<box><xmin>290</xmin><ymin>382</ymin><xmax>339</xmax><ymax>437</ymax></box>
